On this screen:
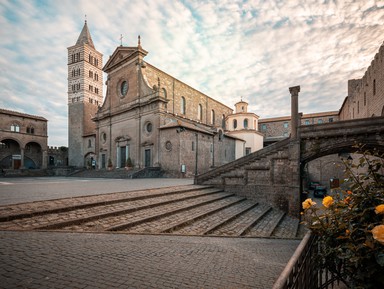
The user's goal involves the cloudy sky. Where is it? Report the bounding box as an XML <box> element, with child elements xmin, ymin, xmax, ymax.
<box><xmin>1</xmin><ymin>0</ymin><xmax>383</xmax><ymax>146</ymax></box>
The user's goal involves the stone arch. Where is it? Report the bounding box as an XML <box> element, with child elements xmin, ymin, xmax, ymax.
<box><xmin>84</xmin><ymin>152</ymin><xmax>96</xmax><ymax>168</ymax></box>
<box><xmin>0</xmin><ymin>139</ymin><xmax>22</xmax><ymax>169</ymax></box>
<box><xmin>301</xmin><ymin>139</ymin><xmax>384</xmax><ymax>165</ymax></box>
<box><xmin>24</xmin><ymin>141</ymin><xmax>43</xmax><ymax>169</ymax></box>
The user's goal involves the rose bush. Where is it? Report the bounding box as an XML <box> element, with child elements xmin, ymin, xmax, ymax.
<box><xmin>302</xmin><ymin>146</ymin><xmax>384</xmax><ymax>289</ymax></box>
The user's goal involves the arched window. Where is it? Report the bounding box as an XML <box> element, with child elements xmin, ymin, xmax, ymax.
<box><xmin>198</xmin><ymin>104</ymin><xmax>202</xmax><ymax>121</ymax></box>
<box><xmin>233</xmin><ymin>119</ymin><xmax>237</xmax><ymax>129</ymax></box>
<box><xmin>27</xmin><ymin>126</ymin><xmax>35</xmax><ymax>134</ymax></box>
<box><xmin>218</xmin><ymin>130</ymin><xmax>223</xmax><ymax>141</ymax></box>
<box><xmin>244</xmin><ymin>118</ymin><xmax>248</xmax><ymax>128</ymax></box>
<box><xmin>11</xmin><ymin>124</ymin><xmax>20</xmax><ymax>132</ymax></box>
<box><xmin>222</xmin><ymin>114</ymin><xmax>226</xmax><ymax>129</ymax></box>
<box><xmin>211</xmin><ymin>109</ymin><xmax>215</xmax><ymax>125</ymax></box>
<box><xmin>88</xmin><ymin>139</ymin><xmax>92</xmax><ymax>148</ymax></box>
<box><xmin>181</xmin><ymin>96</ymin><xmax>186</xmax><ymax>114</ymax></box>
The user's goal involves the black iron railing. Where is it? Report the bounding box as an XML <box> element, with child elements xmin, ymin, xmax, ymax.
<box><xmin>273</xmin><ymin>231</ymin><xmax>347</xmax><ymax>289</ymax></box>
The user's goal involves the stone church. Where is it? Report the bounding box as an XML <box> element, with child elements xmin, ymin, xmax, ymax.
<box><xmin>68</xmin><ymin>21</ymin><xmax>262</xmax><ymax>177</ymax></box>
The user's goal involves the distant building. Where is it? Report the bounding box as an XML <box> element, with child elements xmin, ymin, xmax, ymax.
<box><xmin>259</xmin><ymin>111</ymin><xmax>339</xmax><ymax>146</ymax></box>
<box><xmin>0</xmin><ymin>108</ymin><xmax>48</xmax><ymax>169</ymax></box>
<box><xmin>47</xmin><ymin>146</ymin><xmax>68</xmax><ymax>167</ymax></box>
<box><xmin>340</xmin><ymin>41</ymin><xmax>384</xmax><ymax>120</ymax></box>
<box><xmin>226</xmin><ymin>100</ymin><xmax>264</xmax><ymax>158</ymax></box>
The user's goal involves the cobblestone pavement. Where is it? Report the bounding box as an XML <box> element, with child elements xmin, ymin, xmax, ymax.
<box><xmin>0</xmin><ymin>178</ymin><xmax>304</xmax><ymax>288</ymax></box>
<box><xmin>0</xmin><ymin>230</ymin><xmax>300</xmax><ymax>289</ymax></box>
<box><xmin>0</xmin><ymin>177</ymin><xmax>194</xmax><ymax>205</ymax></box>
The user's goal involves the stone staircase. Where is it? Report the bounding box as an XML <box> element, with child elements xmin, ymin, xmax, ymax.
<box><xmin>0</xmin><ymin>185</ymin><xmax>306</xmax><ymax>239</ymax></box>
<box><xmin>195</xmin><ymin>138</ymin><xmax>302</xmax><ymax>216</ymax></box>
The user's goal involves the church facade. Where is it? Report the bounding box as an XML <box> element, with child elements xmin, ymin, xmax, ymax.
<box><xmin>68</xmin><ymin>22</ymin><xmax>249</xmax><ymax>177</ymax></box>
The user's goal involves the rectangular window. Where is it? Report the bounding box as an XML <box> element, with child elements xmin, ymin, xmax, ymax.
<box><xmin>305</xmin><ymin>120</ymin><xmax>310</xmax><ymax>125</ymax></box>
<box><xmin>245</xmin><ymin>147</ymin><xmax>251</xmax><ymax>155</ymax></box>
<box><xmin>283</xmin><ymin>122</ymin><xmax>288</xmax><ymax>128</ymax></box>
<box><xmin>318</xmin><ymin>119</ymin><xmax>323</xmax><ymax>124</ymax></box>
<box><xmin>329</xmin><ymin>118</ymin><xmax>333</xmax><ymax>123</ymax></box>
<box><xmin>192</xmin><ymin>141</ymin><xmax>195</xmax><ymax>151</ymax></box>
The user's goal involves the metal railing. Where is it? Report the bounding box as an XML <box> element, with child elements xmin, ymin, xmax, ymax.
<box><xmin>272</xmin><ymin>231</ymin><xmax>347</xmax><ymax>289</ymax></box>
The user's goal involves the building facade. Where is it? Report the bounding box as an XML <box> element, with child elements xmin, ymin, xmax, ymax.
<box><xmin>69</xmin><ymin>23</ymin><xmax>239</xmax><ymax>177</ymax></box>
<box><xmin>339</xmin><ymin>41</ymin><xmax>384</xmax><ymax>120</ymax></box>
<box><xmin>0</xmin><ymin>108</ymin><xmax>48</xmax><ymax>169</ymax></box>
<box><xmin>259</xmin><ymin>111</ymin><xmax>339</xmax><ymax>145</ymax></box>
<box><xmin>226</xmin><ymin>100</ymin><xmax>264</xmax><ymax>158</ymax></box>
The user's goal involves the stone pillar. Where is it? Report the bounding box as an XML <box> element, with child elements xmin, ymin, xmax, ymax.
<box><xmin>42</xmin><ymin>149</ymin><xmax>47</xmax><ymax>169</ymax></box>
<box><xmin>20</xmin><ymin>148</ymin><xmax>25</xmax><ymax>169</ymax></box>
<box><xmin>289</xmin><ymin>86</ymin><xmax>300</xmax><ymax>139</ymax></box>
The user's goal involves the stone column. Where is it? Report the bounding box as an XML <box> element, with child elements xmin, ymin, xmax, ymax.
<box><xmin>42</xmin><ymin>149</ymin><xmax>47</xmax><ymax>169</ymax></box>
<box><xmin>289</xmin><ymin>86</ymin><xmax>300</xmax><ymax>139</ymax></box>
<box><xmin>20</xmin><ymin>148</ymin><xmax>25</xmax><ymax>169</ymax></box>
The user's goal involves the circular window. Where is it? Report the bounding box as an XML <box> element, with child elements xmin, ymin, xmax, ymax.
<box><xmin>145</xmin><ymin>122</ymin><xmax>153</xmax><ymax>133</ymax></box>
<box><xmin>165</xmin><ymin>141</ymin><xmax>172</xmax><ymax>151</ymax></box>
<box><xmin>120</xmin><ymin>81</ymin><xmax>128</xmax><ymax>97</ymax></box>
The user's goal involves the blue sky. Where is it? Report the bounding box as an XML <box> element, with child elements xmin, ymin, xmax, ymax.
<box><xmin>1</xmin><ymin>0</ymin><xmax>383</xmax><ymax>146</ymax></box>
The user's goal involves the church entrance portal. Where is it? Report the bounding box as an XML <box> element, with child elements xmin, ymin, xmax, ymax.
<box><xmin>144</xmin><ymin>149</ymin><xmax>151</xmax><ymax>167</ymax></box>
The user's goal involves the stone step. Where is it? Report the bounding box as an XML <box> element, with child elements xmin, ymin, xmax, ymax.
<box><xmin>173</xmin><ymin>200</ymin><xmax>257</xmax><ymax>236</ymax></box>
<box><xmin>0</xmin><ymin>185</ymin><xmax>211</xmax><ymax>222</ymax></box>
<box><xmin>32</xmin><ymin>188</ymin><xmax>223</xmax><ymax>231</ymax></box>
<box><xmin>128</xmin><ymin>196</ymin><xmax>245</xmax><ymax>234</ymax></box>
<box><xmin>271</xmin><ymin>215</ymin><xmax>300</xmax><ymax>239</ymax></box>
<box><xmin>210</xmin><ymin>204</ymin><xmax>272</xmax><ymax>236</ymax></box>
<box><xmin>0</xmin><ymin>185</ymin><xmax>303</xmax><ymax>239</ymax></box>
<box><xmin>61</xmin><ymin>192</ymin><xmax>233</xmax><ymax>232</ymax></box>
<box><xmin>247</xmin><ymin>209</ymin><xmax>285</xmax><ymax>237</ymax></box>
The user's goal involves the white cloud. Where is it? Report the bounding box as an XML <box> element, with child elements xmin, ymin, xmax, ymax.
<box><xmin>0</xmin><ymin>0</ymin><xmax>383</xmax><ymax>146</ymax></box>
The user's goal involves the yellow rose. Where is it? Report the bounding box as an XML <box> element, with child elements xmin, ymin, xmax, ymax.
<box><xmin>322</xmin><ymin>196</ymin><xmax>334</xmax><ymax>208</ymax></box>
<box><xmin>302</xmin><ymin>198</ymin><xmax>316</xmax><ymax>210</ymax></box>
<box><xmin>372</xmin><ymin>225</ymin><xmax>384</xmax><ymax>245</ymax></box>
<box><xmin>375</xmin><ymin>204</ymin><xmax>384</xmax><ymax>215</ymax></box>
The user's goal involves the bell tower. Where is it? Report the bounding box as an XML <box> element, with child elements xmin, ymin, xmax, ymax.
<box><xmin>67</xmin><ymin>21</ymin><xmax>103</xmax><ymax>167</ymax></box>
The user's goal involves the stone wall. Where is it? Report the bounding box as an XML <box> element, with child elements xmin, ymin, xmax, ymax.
<box><xmin>196</xmin><ymin>139</ymin><xmax>301</xmax><ymax>216</ymax></box>
<box><xmin>340</xmin><ymin>42</ymin><xmax>384</xmax><ymax>119</ymax></box>
<box><xmin>144</xmin><ymin>63</ymin><xmax>233</xmax><ymax>127</ymax></box>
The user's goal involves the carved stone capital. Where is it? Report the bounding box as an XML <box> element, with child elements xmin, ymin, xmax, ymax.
<box><xmin>289</xmin><ymin>86</ymin><xmax>300</xmax><ymax>96</ymax></box>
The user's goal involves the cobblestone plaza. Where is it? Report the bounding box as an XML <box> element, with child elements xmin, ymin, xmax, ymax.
<box><xmin>0</xmin><ymin>177</ymin><xmax>300</xmax><ymax>288</ymax></box>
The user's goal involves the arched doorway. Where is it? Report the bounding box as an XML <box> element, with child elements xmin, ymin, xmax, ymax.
<box><xmin>24</xmin><ymin>142</ymin><xmax>43</xmax><ymax>169</ymax></box>
<box><xmin>0</xmin><ymin>139</ymin><xmax>21</xmax><ymax>169</ymax></box>
<box><xmin>84</xmin><ymin>152</ymin><xmax>95</xmax><ymax>169</ymax></box>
